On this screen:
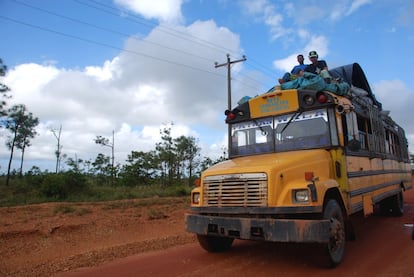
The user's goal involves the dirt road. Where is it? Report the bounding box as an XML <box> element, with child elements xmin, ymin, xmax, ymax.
<box><xmin>1</xmin><ymin>188</ymin><xmax>414</xmax><ymax>276</ymax></box>
<box><xmin>62</xmin><ymin>188</ymin><xmax>414</xmax><ymax>277</ymax></box>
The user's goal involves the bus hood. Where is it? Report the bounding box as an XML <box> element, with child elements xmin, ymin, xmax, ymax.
<box><xmin>203</xmin><ymin>149</ymin><xmax>332</xmax><ymax>178</ymax></box>
<box><xmin>201</xmin><ymin>149</ymin><xmax>333</xmax><ymax>207</ymax></box>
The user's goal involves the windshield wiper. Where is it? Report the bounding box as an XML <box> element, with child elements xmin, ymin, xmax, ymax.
<box><xmin>280</xmin><ymin>111</ymin><xmax>302</xmax><ymax>135</ymax></box>
<box><xmin>253</xmin><ymin>119</ymin><xmax>268</xmax><ymax>136</ymax></box>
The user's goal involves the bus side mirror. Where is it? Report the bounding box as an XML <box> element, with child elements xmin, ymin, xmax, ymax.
<box><xmin>348</xmin><ymin>139</ymin><xmax>361</xmax><ymax>151</ymax></box>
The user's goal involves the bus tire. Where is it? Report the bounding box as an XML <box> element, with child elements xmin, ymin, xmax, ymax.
<box><xmin>380</xmin><ymin>191</ymin><xmax>404</xmax><ymax>217</ymax></box>
<box><xmin>196</xmin><ymin>234</ymin><xmax>234</xmax><ymax>253</ymax></box>
<box><xmin>323</xmin><ymin>199</ymin><xmax>346</xmax><ymax>267</ymax></box>
<box><xmin>389</xmin><ymin>191</ymin><xmax>404</xmax><ymax>216</ymax></box>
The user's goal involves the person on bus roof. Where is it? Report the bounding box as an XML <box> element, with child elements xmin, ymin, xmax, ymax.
<box><xmin>278</xmin><ymin>54</ymin><xmax>307</xmax><ymax>84</ymax></box>
<box><xmin>305</xmin><ymin>51</ymin><xmax>331</xmax><ymax>83</ymax></box>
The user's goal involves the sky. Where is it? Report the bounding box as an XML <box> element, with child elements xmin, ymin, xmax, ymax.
<box><xmin>1</xmin><ymin>0</ymin><xmax>414</xmax><ymax>173</ymax></box>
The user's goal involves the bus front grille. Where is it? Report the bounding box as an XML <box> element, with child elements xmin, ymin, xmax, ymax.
<box><xmin>202</xmin><ymin>173</ymin><xmax>268</xmax><ymax>207</ymax></box>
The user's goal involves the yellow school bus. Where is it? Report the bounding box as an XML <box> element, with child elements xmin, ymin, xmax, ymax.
<box><xmin>185</xmin><ymin>63</ymin><xmax>412</xmax><ymax>267</ymax></box>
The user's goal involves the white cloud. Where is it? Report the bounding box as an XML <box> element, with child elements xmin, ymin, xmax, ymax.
<box><xmin>293</xmin><ymin>5</ymin><xmax>325</xmax><ymax>25</ymax></box>
<box><xmin>240</xmin><ymin>0</ymin><xmax>289</xmax><ymax>41</ymax></box>
<box><xmin>0</xmin><ymin>20</ymin><xmax>247</xmax><ymax>172</ymax></box>
<box><xmin>346</xmin><ymin>0</ymin><xmax>372</xmax><ymax>16</ymax></box>
<box><xmin>373</xmin><ymin>80</ymin><xmax>414</xmax><ymax>152</ymax></box>
<box><xmin>272</xmin><ymin>53</ymin><xmax>300</xmax><ymax>74</ymax></box>
<box><xmin>5</xmin><ymin>63</ymin><xmax>60</xmax><ymax>95</ymax></box>
<box><xmin>114</xmin><ymin>0</ymin><xmax>184</xmax><ymax>24</ymax></box>
<box><xmin>304</xmin><ymin>36</ymin><xmax>329</xmax><ymax>59</ymax></box>
<box><xmin>84</xmin><ymin>57</ymin><xmax>121</xmax><ymax>81</ymax></box>
<box><xmin>272</xmin><ymin>35</ymin><xmax>329</xmax><ymax>73</ymax></box>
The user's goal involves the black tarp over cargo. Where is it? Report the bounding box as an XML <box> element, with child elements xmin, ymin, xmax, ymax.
<box><xmin>329</xmin><ymin>63</ymin><xmax>382</xmax><ymax>110</ymax></box>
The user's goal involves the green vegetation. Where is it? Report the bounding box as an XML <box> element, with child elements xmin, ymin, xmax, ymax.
<box><xmin>0</xmin><ymin>124</ymin><xmax>224</xmax><ymax>207</ymax></box>
<box><xmin>0</xmin><ymin>172</ymin><xmax>194</xmax><ymax>207</ymax></box>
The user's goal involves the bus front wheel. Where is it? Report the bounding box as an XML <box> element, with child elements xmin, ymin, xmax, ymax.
<box><xmin>323</xmin><ymin>199</ymin><xmax>346</xmax><ymax>267</ymax></box>
<box><xmin>196</xmin><ymin>234</ymin><xmax>234</xmax><ymax>252</ymax></box>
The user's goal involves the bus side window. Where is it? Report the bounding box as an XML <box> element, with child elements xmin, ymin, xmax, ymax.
<box><xmin>356</xmin><ymin>114</ymin><xmax>368</xmax><ymax>150</ymax></box>
<box><xmin>343</xmin><ymin>111</ymin><xmax>361</xmax><ymax>151</ymax></box>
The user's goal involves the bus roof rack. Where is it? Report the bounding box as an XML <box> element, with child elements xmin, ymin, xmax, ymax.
<box><xmin>329</xmin><ymin>63</ymin><xmax>382</xmax><ymax>110</ymax></box>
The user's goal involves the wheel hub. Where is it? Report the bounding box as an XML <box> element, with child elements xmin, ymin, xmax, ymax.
<box><xmin>330</xmin><ymin>218</ymin><xmax>345</xmax><ymax>250</ymax></box>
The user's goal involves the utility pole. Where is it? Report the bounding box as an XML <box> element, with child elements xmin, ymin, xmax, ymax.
<box><xmin>215</xmin><ymin>54</ymin><xmax>246</xmax><ymax>157</ymax></box>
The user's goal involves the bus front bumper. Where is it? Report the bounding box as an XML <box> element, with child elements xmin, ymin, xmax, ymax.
<box><xmin>185</xmin><ymin>214</ymin><xmax>331</xmax><ymax>243</ymax></box>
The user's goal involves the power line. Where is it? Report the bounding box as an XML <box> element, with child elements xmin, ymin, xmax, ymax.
<box><xmin>74</xmin><ymin>0</ymin><xmax>239</xmax><ymax>56</ymax></box>
<box><xmin>0</xmin><ymin>15</ymin><xmax>223</xmax><ymax>78</ymax></box>
<box><xmin>74</xmin><ymin>0</ymin><xmax>276</xmax><ymax>79</ymax></box>
<box><xmin>10</xmin><ymin>0</ymin><xmax>215</xmax><ymax>64</ymax></box>
<box><xmin>2</xmin><ymin>1</ymin><xmax>276</xmax><ymax>91</ymax></box>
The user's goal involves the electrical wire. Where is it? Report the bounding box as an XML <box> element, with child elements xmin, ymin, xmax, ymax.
<box><xmin>10</xmin><ymin>0</ymin><xmax>216</xmax><ymax>64</ymax></box>
<box><xmin>0</xmin><ymin>15</ymin><xmax>225</xmax><ymax>78</ymax></box>
<box><xmin>75</xmin><ymin>0</ymin><xmax>240</xmax><ymax>56</ymax></box>
<box><xmin>3</xmin><ymin>0</ymin><xmax>276</xmax><ymax>91</ymax></box>
<box><xmin>73</xmin><ymin>0</ymin><xmax>276</xmax><ymax>80</ymax></box>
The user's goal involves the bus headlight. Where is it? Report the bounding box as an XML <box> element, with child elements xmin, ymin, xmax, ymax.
<box><xmin>192</xmin><ymin>192</ymin><xmax>200</xmax><ymax>205</ymax></box>
<box><xmin>294</xmin><ymin>189</ymin><xmax>309</xmax><ymax>203</ymax></box>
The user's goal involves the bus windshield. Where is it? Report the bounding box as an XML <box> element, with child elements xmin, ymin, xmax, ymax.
<box><xmin>230</xmin><ymin>109</ymin><xmax>332</xmax><ymax>156</ymax></box>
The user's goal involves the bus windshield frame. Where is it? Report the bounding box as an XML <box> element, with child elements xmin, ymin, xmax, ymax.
<box><xmin>229</xmin><ymin>108</ymin><xmax>335</xmax><ymax>157</ymax></box>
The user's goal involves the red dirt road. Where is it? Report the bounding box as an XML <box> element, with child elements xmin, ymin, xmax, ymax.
<box><xmin>63</xmin><ymin>189</ymin><xmax>414</xmax><ymax>277</ymax></box>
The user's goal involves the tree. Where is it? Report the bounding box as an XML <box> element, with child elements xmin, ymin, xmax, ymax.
<box><xmin>15</xmin><ymin>111</ymin><xmax>39</xmax><ymax>176</ymax></box>
<box><xmin>121</xmin><ymin>150</ymin><xmax>157</xmax><ymax>185</ymax></box>
<box><xmin>4</xmin><ymin>104</ymin><xmax>38</xmax><ymax>185</ymax></box>
<box><xmin>0</xmin><ymin>58</ymin><xmax>11</xmax><ymax>117</ymax></box>
<box><xmin>197</xmin><ymin>155</ymin><xmax>227</xmax><ymax>176</ymax></box>
<box><xmin>174</xmin><ymin>136</ymin><xmax>201</xmax><ymax>185</ymax></box>
<box><xmin>66</xmin><ymin>155</ymin><xmax>84</xmax><ymax>173</ymax></box>
<box><xmin>154</xmin><ymin>123</ymin><xmax>202</xmax><ymax>186</ymax></box>
<box><xmin>155</xmin><ymin>124</ymin><xmax>176</xmax><ymax>186</ymax></box>
<box><xmin>95</xmin><ymin>130</ymin><xmax>115</xmax><ymax>183</ymax></box>
<box><xmin>92</xmin><ymin>153</ymin><xmax>112</xmax><ymax>185</ymax></box>
<box><xmin>198</xmin><ymin>156</ymin><xmax>214</xmax><ymax>174</ymax></box>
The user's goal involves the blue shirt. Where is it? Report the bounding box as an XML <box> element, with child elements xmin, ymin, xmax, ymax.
<box><xmin>291</xmin><ymin>64</ymin><xmax>307</xmax><ymax>74</ymax></box>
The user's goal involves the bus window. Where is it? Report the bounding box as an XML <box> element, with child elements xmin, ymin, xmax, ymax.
<box><xmin>275</xmin><ymin>109</ymin><xmax>331</xmax><ymax>152</ymax></box>
<box><xmin>357</xmin><ymin>115</ymin><xmax>368</xmax><ymax>150</ymax></box>
<box><xmin>343</xmin><ymin>111</ymin><xmax>362</xmax><ymax>151</ymax></box>
<box><xmin>230</xmin><ymin>118</ymin><xmax>273</xmax><ymax>156</ymax></box>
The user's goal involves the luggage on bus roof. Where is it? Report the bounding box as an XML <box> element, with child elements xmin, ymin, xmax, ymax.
<box><xmin>329</xmin><ymin>63</ymin><xmax>382</xmax><ymax>110</ymax></box>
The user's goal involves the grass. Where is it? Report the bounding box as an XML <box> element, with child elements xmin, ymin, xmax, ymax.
<box><xmin>53</xmin><ymin>205</ymin><xmax>76</xmax><ymax>215</ymax></box>
<box><xmin>74</xmin><ymin>207</ymin><xmax>93</xmax><ymax>216</ymax></box>
<box><xmin>0</xmin><ymin>176</ymin><xmax>193</xmax><ymax>207</ymax></box>
<box><xmin>146</xmin><ymin>207</ymin><xmax>168</xmax><ymax>220</ymax></box>
<box><xmin>53</xmin><ymin>205</ymin><xmax>92</xmax><ymax>216</ymax></box>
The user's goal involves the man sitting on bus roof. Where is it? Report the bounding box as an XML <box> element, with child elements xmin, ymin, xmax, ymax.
<box><xmin>278</xmin><ymin>54</ymin><xmax>307</xmax><ymax>84</ymax></box>
<box><xmin>305</xmin><ymin>51</ymin><xmax>332</xmax><ymax>83</ymax></box>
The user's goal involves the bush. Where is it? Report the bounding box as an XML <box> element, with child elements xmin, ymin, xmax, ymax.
<box><xmin>40</xmin><ymin>174</ymin><xmax>68</xmax><ymax>199</ymax></box>
<box><xmin>0</xmin><ymin>173</ymin><xmax>191</xmax><ymax>206</ymax></box>
<box><xmin>39</xmin><ymin>171</ymin><xmax>89</xmax><ymax>200</ymax></box>
<box><xmin>64</xmin><ymin>171</ymin><xmax>87</xmax><ymax>193</ymax></box>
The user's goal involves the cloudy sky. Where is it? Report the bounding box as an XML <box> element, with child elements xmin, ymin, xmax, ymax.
<box><xmin>1</xmin><ymin>0</ymin><xmax>414</xmax><ymax>173</ymax></box>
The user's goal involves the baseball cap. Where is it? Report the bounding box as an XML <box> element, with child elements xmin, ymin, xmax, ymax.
<box><xmin>309</xmin><ymin>51</ymin><xmax>318</xmax><ymax>58</ymax></box>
